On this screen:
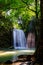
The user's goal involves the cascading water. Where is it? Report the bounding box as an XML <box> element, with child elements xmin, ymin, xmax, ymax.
<box><xmin>13</xmin><ymin>28</ymin><xmax>26</xmax><ymax>49</ymax></box>
<box><xmin>12</xmin><ymin>28</ymin><xmax>27</xmax><ymax>62</ymax></box>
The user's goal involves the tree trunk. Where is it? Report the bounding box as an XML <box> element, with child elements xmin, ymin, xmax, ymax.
<box><xmin>38</xmin><ymin>0</ymin><xmax>43</xmax><ymax>62</ymax></box>
<box><xmin>35</xmin><ymin>0</ymin><xmax>38</xmax><ymax>19</ymax></box>
<box><xmin>34</xmin><ymin>0</ymin><xmax>43</xmax><ymax>63</ymax></box>
<box><xmin>40</xmin><ymin>0</ymin><xmax>43</xmax><ymax>46</ymax></box>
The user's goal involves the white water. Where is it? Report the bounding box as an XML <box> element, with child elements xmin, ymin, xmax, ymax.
<box><xmin>13</xmin><ymin>29</ymin><xmax>26</xmax><ymax>49</ymax></box>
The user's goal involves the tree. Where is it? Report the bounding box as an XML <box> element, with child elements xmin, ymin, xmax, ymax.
<box><xmin>34</xmin><ymin>0</ymin><xmax>43</xmax><ymax>63</ymax></box>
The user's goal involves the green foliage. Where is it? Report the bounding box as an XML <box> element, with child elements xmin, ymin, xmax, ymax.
<box><xmin>0</xmin><ymin>0</ymin><xmax>40</xmax><ymax>48</ymax></box>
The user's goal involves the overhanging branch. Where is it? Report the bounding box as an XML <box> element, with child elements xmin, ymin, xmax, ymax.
<box><xmin>21</xmin><ymin>0</ymin><xmax>36</xmax><ymax>13</ymax></box>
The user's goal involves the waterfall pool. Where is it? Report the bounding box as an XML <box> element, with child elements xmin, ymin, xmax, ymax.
<box><xmin>0</xmin><ymin>49</ymin><xmax>35</xmax><ymax>62</ymax></box>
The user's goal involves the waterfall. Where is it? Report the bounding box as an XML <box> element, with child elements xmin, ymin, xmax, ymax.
<box><xmin>13</xmin><ymin>29</ymin><xmax>26</xmax><ymax>49</ymax></box>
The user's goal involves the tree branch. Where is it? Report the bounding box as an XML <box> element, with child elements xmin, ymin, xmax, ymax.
<box><xmin>21</xmin><ymin>0</ymin><xmax>36</xmax><ymax>12</ymax></box>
